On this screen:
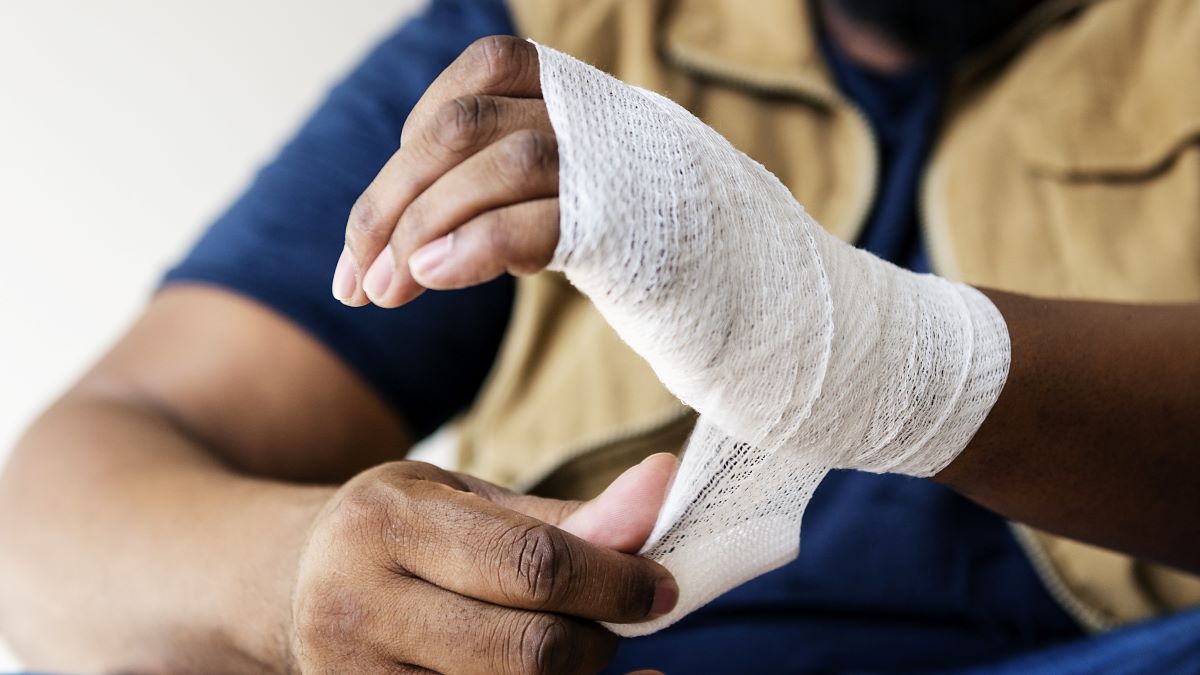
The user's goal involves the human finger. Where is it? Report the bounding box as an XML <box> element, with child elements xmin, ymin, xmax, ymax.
<box><xmin>399</xmin><ymin>36</ymin><xmax>542</xmax><ymax>147</ymax></box>
<box><xmin>406</xmin><ymin>198</ymin><xmax>559</xmax><ymax>291</ymax></box>
<box><xmin>389</xmin><ymin>477</ymin><xmax>677</xmax><ymax>624</ymax></box>
<box><xmin>336</xmin><ymin>94</ymin><xmax>551</xmax><ymax>306</ymax></box>
<box><xmin>364</xmin><ymin>128</ymin><xmax>558</xmax><ymax>305</ymax></box>
<box><xmin>461</xmin><ymin>453</ymin><xmax>679</xmax><ymax>555</ymax></box>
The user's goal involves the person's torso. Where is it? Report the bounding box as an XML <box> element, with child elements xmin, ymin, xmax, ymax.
<box><xmin>454</xmin><ymin>0</ymin><xmax>1200</xmax><ymax>666</ymax></box>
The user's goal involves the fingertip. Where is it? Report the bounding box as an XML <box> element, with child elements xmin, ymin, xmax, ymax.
<box><xmin>379</xmin><ymin>276</ymin><xmax>428</xmax><ymax>308</ymax></box>
<box><xmin>338</xmin><ymin>295</ymin><xmax>370</xmax><ymax>308</ymax></box>
<box><xmin>411</xmin><ymin>228</ymin><xmax>510</xmax><ymax>291</ymax></box>
<box><xmin>409</xmin><ymin>234</ymin><xmax>455</xmax><ymax>288</ymax></box>
<box><xmin>362</xmin><ymin>245</ymin><xmax>395</xmax><ymax>302</ymax></box>
<box><xmin>639</xmin><ymin>452</ymin><xmax>680</xmax><ymax>481</ymax></box>
<box><xmin>627</xmin><ymin>452</ymin><xmax>680</xmax><ymax>509</ymax></box>
<box><xmin>362</xmin><ymin>246</ymin><xmax>427</xmax><ymax>308</ymax></box>
<box><xmin>331</xmin><ymin>246</ymin><xmax>357</xmax><ymax>303</ymax></box>
<box><xmin>649</xmin><ymin>574</ymin><xmax>679</xmax><ymax>619</ymax></box>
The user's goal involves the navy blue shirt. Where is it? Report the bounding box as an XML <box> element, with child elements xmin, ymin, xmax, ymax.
<box><xmin>165</xmin><ymin>0</ymin><xmax>516</xmax><ymax>439</ymax></box>
<box><xmin>824</xmin><ymin>29</ymin><xmax>940</xmax><ymax>274</ymax></box>
<box><xmin>166</xmin><ymin>1</ymin><xmax>1083</xmax><ymax>671</ymax></box>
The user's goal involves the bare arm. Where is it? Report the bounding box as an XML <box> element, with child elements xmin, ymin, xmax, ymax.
<box><xmin>935</xmin><ymin>292</ymin><xmax>1200</xmax><ymax>573</ymax></box>
<box><xmin>0</xmin><ymin>287</ymin><xmax>405</xmax><ymax>670</ymax></box>
<box><xmin>0</xmin><ymin>286</ymin><xmax>676</xmax><ymax>673</ymax></box>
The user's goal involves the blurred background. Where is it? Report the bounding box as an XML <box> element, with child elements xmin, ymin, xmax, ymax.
<box><xmin>0</xmin><ymin>0</ymin><xmax>422</xmax><ymax>666</ymax></box>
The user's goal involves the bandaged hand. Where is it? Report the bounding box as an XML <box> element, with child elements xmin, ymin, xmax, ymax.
<box><xmin>338</xmin><ymin>38</ymin><xmax>1011</xmax><ymax>637</ymax></box>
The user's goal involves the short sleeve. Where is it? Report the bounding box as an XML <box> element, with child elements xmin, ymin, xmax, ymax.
<box><xmin>163</xmin><ymin>0</ymin><xmax>517</xmax><ymax>438</ymax></box>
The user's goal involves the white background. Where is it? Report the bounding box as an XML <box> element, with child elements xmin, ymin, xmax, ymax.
<box><xmin>0</xmin><ymin>0</ymin><xmax>423</xmax><ymax>667</ymax></box>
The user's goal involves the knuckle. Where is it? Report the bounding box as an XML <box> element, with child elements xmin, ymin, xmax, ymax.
<box><xmin>326</xmin><ymin>480</ymin><xmax>409</xmax><ymax>560</ymax></box>
<box><xmin>485</xmin><ymin>212</ymin><xmax>516</xmax><ymax>258</ymax></box>
<box><xmin>395</xmin><ymin>198</ymin><xmax>429</xmax><ymax>244</ymax></box>
<box><xmin>332</xmin><ymin>484</ymin><xmax>393</xmax><ymax>535</ymax></box>
<box><xmin>515</xmin><ymin>613</ymin><xmax>571</xmax><ymax>675</ymax></box>
<box><xmin>431</xmin><ymin>95</ymin><xmax>496</xmax><ymax>153</ymax></box>
<box><xmin>347</xmin><ymin>192</ymin><xmax>388</xmax><ymax>240</ymax></box>
<box><xmin>499</xmin><ymin>129</ymin><xmax>557</xmax><ymax>179</ymax></box>
<box><xmin>466</xmin><ymin>35</ymin><xmax>530</xmax><ymax>89</ymax></box>
<box><xmin>294</xmin><ymin>577</ymin><xmax>372</xmax><ymax>652</ymax></box>
<box><xmin>494</xmin><ymin>523</ymin><xmax>570</xmax><ymax>609</ymax></box>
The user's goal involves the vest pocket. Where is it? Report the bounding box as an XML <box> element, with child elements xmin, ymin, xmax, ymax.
<box><xmin>1002</xmin><ymin>2</ymin><xmax>1200</xmax><ymax>297</ymax></box>
<box><xmin>1013</xmin><ymin>119</ymin><xmax>1200</xmax><ymax>300</ymax></box>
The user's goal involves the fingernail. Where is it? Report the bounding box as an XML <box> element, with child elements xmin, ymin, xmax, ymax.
<box><xmin>331</xmin><ymin>246</ymin><xmax>357</xmax><ymax>303</ymax></box>
<box><xmin>649</xmin><ymin>576</ymin><xmax>679</xmax><ymax>618</ymax></box>
<box><xmin>640</xmin><ymin>452</ymin><xmax>676</xmax><ymax>466</ymax></box>
<box><xmin>363</xmin><ymin>246</ymin><xmax>394</xmax><ymax>300</ymax></box>
<box><xmin>409</xmin><ymin>234</ymin><xmax>452</xmax><ymax>281</ymax></box>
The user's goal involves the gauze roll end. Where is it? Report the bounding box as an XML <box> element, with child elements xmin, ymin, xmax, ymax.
<box><xmin>603</xmin><ymin>422</ymin><xmax>831</xmax><ymax>637</ymax></box>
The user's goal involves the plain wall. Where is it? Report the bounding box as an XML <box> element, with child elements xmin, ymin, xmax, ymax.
<box><xmin>0</xmin><ymin>0</ymin><xmax>424</xmax><ymax>666</ymax></box>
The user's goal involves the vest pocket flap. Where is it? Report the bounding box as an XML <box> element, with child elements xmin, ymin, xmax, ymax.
<box><xmin>1010</xmin><ymin>7</ymin><xmax>1200</xmax><ymax>180</ymax></box>
<box><xmin>1014</xmin><ymin>105</ymin><xmax>1200</xmax><ymax>180</ymax></box>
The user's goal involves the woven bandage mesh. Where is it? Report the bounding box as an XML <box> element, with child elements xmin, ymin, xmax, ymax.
<box><xmin>534</xmin><ymin>44</ymin><xmax>1011</xmax><ymax>637</ymax></box>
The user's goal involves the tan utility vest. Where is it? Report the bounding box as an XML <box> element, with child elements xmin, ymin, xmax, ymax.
<box><xmin>454</xmin><ymin>0</ymin><xmax>1200</xmax><ymax>630</ymax></box>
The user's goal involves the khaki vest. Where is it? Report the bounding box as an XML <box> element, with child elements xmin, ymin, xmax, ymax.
<box><xmin>455</xmin><ymin>0</ymin><xmax>1200</xmax><ymax>630</ymax></box>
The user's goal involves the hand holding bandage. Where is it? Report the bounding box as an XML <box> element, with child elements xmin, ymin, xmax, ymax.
<box><xmin>337</xmin><ymin>37</ymin><xmax>1010</xmax><ymax>636</ymax></box>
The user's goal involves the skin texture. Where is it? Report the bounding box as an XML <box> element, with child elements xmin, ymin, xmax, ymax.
<box><xmin>333</xmin><ymin>37</ymin><xmax>559</xmax><ymax>309</ymax></box>
<box><xmin>0</xmin><ymin>21</ymin><xmax>1197</xmax><ymax>675</ymax></box>
<box><xmin>938</xmin><ymin>293</ymin><xmax>1200</xmax><ymax>570</ymax></box>
<box><xmin>0</xmin><ymin>283</ymin><xmax>677</xmax><ymax>674</ymax></box>
<box><xmin>290</xmin><ymin>457</ymin><xmax>678</xmax><ymax>674</ymax></box>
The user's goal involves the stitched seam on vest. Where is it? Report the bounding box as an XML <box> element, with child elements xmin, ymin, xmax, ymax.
<box><xmin>1010</xmin><ymin>522</ymin><xmax>1116</xmax><ymax>633</ymax></box>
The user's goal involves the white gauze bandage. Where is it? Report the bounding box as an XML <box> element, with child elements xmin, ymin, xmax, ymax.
<box><xmin>534</xmin><ymin>44</ymin><xmax>1012</xmax><ymax>636</ymax></box>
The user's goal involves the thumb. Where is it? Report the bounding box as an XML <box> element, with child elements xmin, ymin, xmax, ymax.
<box><xmin>559</xmin><ymin>452</ymin><xmax>678</xmax><ymax>553</ymax></box>
<box><xmin>469</xmin><ymin>452</ymin><xmax>677</xmax><ymax>553</ymax></box>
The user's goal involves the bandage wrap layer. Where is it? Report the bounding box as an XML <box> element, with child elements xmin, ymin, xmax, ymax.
<box><xmin>534</xmin><ymin>44</ymin><xmax>1012</xmax><ymax>636</ymax></box>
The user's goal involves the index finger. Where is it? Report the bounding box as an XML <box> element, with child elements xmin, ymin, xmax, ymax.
<box><xmin>390</xmin><ymin>477</ymin><xmax>678</xmax><ymax>624</ymax></box>
<box><xmin>401</xmin><ymin>35</ymin><xmax>542</xmax><ymax>146</ymax></box>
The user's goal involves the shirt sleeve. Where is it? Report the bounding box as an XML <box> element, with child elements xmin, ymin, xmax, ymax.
<box><xmin>163</xmin><ymin>0</ymin><xmax>516</xmax><ymax>439</ymax></box>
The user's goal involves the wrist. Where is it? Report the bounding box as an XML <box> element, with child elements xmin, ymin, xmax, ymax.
<box><xmin>831</xmin><ymin>266</ymin><xmax>1011</xmax><ymax>476</ymax></box>
<box><xmin>217</xmin><ymin>482</ymin><xmax>334</xmax><ymax>674</ymax></box>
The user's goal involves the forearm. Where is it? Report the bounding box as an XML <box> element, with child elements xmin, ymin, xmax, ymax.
<box><xmin>936</xmin><ymin>291</ymin><xmax>1200</xmax><ymax>573</ymax></box>
<box><xmin>0</xmin><ymin>389</ymin><xmax>332</xmax><ymax>672</ymax></box>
